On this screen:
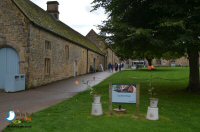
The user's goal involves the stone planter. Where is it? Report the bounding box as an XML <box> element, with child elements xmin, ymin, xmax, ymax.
<box><xmin>91</xmin><ymin>95</ymin><xmax>103</xmax><ymax>116</ymax></box>
<box><xmin>146</xmin><ymin>98</ymin><xmax>159</xmax><ymax>120</ymax></box>
<box><xmin>150</xmin><ymin>98</ymin><xmax>158</xmax><ymax>108</ymax></box>
<box><xmin>93</xmin><ymin>95</ymin><xmax>101</xmax><ymax>104</ymax></box>
<box><xmin>146</xmin><ymin>107</ymin><xmax>159</xmax><ymax>120</ymax></box>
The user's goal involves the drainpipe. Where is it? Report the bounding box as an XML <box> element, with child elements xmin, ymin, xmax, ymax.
<box><xmin>87</xmin><ymin>49</ymin><xmax>89</xmax><ymax>73</ymax></box>
<box><xmin>104</xmin><ymin>55</ymin><xmax>107</xmax><ymax>70</ymax></box>
<box><xmin>112</xmin><ymin>51</ymin><xmax>114</xmax><ymax>65</ymax></box>
<box><xmin>26</xmin><ymin>25</ymin><xmax>31</xmax><ymax>89</ymax></box>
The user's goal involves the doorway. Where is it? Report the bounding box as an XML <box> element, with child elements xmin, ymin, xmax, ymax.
<box><xmin>93</xmin><ymin>58</ymin><xmax>96</xmax><ymax>72</ymax></box>
<box><xmin>74</xmin><ymin>60</ymin><xmax>78</xmax><ymax>77</ymax></box>
<box><xmin>0</xmin><ymin>48</ymin><xmax>19</xmax><ymax>90</ymax></box>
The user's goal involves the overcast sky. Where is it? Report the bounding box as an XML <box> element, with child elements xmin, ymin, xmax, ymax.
<box><xmin>30</xmin><ymin>0</ymin><xmax>107</xmax><ymax>36</ymax></box>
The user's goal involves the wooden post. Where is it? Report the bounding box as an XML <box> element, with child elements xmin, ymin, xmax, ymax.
<box><xmin>109</xmin><ymin>83</ymin><xmax>113</xmax><ymax>115</ymax></box>
<box><xmin>136</xmin><ymin>84</ymin><xmax>140</xmax><ymax>116</ymax></box>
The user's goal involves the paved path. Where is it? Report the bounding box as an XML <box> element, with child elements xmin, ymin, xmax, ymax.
<box><xmin>0</xmin><ymin>71</ymin><xmax>114</xmax><ymax>131</ymax></box>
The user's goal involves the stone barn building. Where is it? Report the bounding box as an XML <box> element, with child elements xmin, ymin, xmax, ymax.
<box><xmin>86</xmin><ymin>29</ymin><xmax>120</xmax><ymax>69</ymax></box>
<box><xmin>0</xmin><ymin>0</ymin><xmax>105</xmax><ymax>92</ymax></box>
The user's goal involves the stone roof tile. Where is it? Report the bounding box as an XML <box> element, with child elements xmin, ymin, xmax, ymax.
<box><xmin>12</xmin><ymin>0</ymin><xmax>104</xmax><ymax>55</ymax></box>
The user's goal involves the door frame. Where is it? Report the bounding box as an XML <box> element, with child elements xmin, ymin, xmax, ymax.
<box><xmin>74</xmin><ymin>60</ymin><xmax>78</xmax><ymax>77</ymax></box>
<box><xmin>93</xmin><ymin>58</ymin><xmax>96</xmax><ymax>72</ymax></box>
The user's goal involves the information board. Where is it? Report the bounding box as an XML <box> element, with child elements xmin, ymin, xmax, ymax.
<box><xmin>112</xmin><ymin>84</ymin><xmax>136</xmax><ymax>104</ymax></box>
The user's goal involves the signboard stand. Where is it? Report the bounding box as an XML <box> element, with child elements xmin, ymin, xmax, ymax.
<box><xmin>109</xmin><ymin>83</ymin><xmax>113</xmax><ymax>115</ymax></box>
<box><xmin>134</xmin><ymin>84</ymin><xmax>140</xmax><ymax>118</ymax></box>
<box><xmin>113</xmin><ymin>105</ymin><xmax>126</xmax><ymax>113</ymax></box>
<box><xmin>109</xmin><ymin>83</ymin><xmax>140</xmax><ymax>116</ymax></box>
<box><xmin>118</xmin><ymin>105</ymin><xmax>122</xmax><ymax>110</ymax></box>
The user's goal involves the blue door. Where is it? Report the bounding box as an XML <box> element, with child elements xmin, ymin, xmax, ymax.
<box><xmin>0</xmin><ymin>48</ymin><xmax>19</xmax><ymax>90</ymax></box>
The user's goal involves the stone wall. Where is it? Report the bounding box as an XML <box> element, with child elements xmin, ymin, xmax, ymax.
<box><xmin>86</xmin><ymin>30</ymin><xmax>107</xmax><ymax>54</ymax></box>
<box><xmin>107</xmin><ymin>48</ymin><xmax>113</xmax><ymax>65</ymax></box>
<box><xmin>0</xmin><ymin>0</ymin><xmax>29</xmax><ymax>76</ymax></box>
<box><xmin>28</xmin><ymin>25</ymin><xmax>90</xmax><ymax>88</ymax></box>
<box><xmin>86</xmin><ymin>30</ymin><xmax>120</xmax><ymax>68</ymax></box>
<box><xmin>88</xmin><ymin>50</ymin><xmax>104</xmax><ymax>72</ymax></box>
<box><xmin>152</xmin><ymin>57</ymin><xmax>190</xmax><ymax>66</ymax></box>
<box><xmin>113</xmin><ymin>52</ymin><xmax>120</xmax><ymax>64</ymax></box>
<box><xmin>174</xmin><ymin>57</ymin><xmax>189</xmax><ymax>66</ymax></box>
<box><xmin>0</xmin><ymin>0</ymin><xmax>105</xmax><ymax>89</ymax></box>
<box><xmin>107</xmin><ymin>49</ymin><xmax>120</xmax><ymax>65</ymax></box>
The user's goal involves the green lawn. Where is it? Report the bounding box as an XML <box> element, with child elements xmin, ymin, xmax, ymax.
<box><xmin>5</xmin><ymin>67</ymin><xmax>200</xmax><ymax>132</ymax></box>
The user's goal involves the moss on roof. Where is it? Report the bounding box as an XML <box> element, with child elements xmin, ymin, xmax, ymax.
<box><xmin>87</xmin><ymin>29</ymin><xmax>111</xmax><ymax>49</ymax></box>
<box><xmin>12</xmin><ymin>0</ymin><xmax>104</xmax><ymax>55</ymax></box>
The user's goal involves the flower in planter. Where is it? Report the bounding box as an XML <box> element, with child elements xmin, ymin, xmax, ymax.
<box><xmin>90</xmin><ymin>87</ymin><xmax>96</xmax><ymax>96</ymax></box>
<box><xmin>75</xmin><ymin>77</ymin><xmax>102</xmax><ymax>96</ymax></box>
<box><xmin>81</xmin><ymin>80</ymin><xmax>96</xmax><ymax>96</ymax></box>
<box><xmin>81</xmin><ymin>77</ymin><xmax>101</xmax><ymax>96</ymax></box>
<box><xmin>148</xmin><ymin>87</ymin><xmax>157</xmax><ymax>98</ymax></box>
<box><xmin>148</xmin><ymin>72</ymin><xmax>157</xmax><ymax>98</ymax></box>
<box><xmin>148</xmin><ymin>87</ymin><xmax>159</xmax><ymax>108</ymax></box>
<box><xmin>90</xmin><ymin>87</ymin><xmax>101</xmax><ymax>96</ymax></box>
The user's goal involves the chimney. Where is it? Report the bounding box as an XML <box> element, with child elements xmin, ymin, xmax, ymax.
<box><xmin>47</xmin><ymin>1</ymin><xmax>59</xmax><ymax>20</ymax></box>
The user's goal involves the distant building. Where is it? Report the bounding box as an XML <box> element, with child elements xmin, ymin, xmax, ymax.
<box><xmin>152</xmin><ymin>55</ymin><xmax>200</xmax><ymax>67</ymax></box>
<box><xmin>0</xmin><ymin>0</ymin><xmax>105</xmax><ymax>91</ymax></box>
<box><xmin>86</xmin><ymin>29</ymin><xmax>120</xmax><ymax>69</ymax></box>
<box><xmin>152</xmin><ymin>57</ymin><xmax>190</xmax><ymax>67</ymax></box>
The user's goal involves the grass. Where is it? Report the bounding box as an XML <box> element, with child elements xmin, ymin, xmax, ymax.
<box><xmin>4</xmin><ymin>67</ymin><xmax>200</xmax><ymax>132</ymax></box>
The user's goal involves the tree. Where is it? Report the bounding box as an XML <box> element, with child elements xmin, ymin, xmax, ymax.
<box><xmin>162</xmin><ymin>52</ymin><xmax>183</xmax><ymax>61</ymax></box>
<box><xmin>153</xmin><ymin>0</ymin><xmax>200</xmax><ymax>91</ymax></box>
<box><xmin>92</xmin><ymin>0</ymin><xmax>200</xmax><ymax>92</ymax></box>
<box><xmin>94</xmin><ymin>0</ymin><xmax>165</xmax><ymax>65</ymax></box>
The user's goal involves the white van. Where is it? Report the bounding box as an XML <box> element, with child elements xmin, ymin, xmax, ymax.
<box><xmin>131</xmin><ymin>60</ymin><xmax>145</xmax><ymax>69</ymax></box>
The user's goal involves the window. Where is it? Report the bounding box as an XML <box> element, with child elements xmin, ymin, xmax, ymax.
<box><xmin>45</xmin><ymin>40</ymin><xmax>51</xmax><ymax>50</ymax></box>
<box><xmin>45</xmin><ymin>58</ymin><xmax>51</xmax><ymax>75</ymax></box>
<box><xmin>65</xmin><ymin>45</ymin><xmax>69</xmax><ymax>60</ymax></box>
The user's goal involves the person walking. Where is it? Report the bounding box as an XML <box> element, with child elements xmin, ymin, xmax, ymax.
<box><xmin>119</xmin><ymin>64</ymin><xmax>121</xmax><ymax>71</ymax></box>
<box><xmin>115</xmin><ymin>63</ymin><xmax>118</xmax><ymax>71</ymax></box>
<box><xmin>108</xmin><ymin>63</ymin><xmax>112</xmax><ymax>72</ymax></box>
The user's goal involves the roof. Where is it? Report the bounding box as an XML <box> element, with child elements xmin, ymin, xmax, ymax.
<box><xmin>12</xmin><ymin>0</ymin><xmax>104</xmax><ymax>55</ymax></box>
<box><xmin>87</xmin><ymin>29</ymin><xmax>116</xmax><ymax>51</ymax></box>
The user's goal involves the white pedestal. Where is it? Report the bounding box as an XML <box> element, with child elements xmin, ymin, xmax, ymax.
<box><xmin>146</xmin><ymin>107</ymin><xmax>159</xmax><ymax>120</ymax></box>
<box><xmin>91</xmin><ymin>103</ymin><xmax>103</xmax><ymax>116</ymax></box>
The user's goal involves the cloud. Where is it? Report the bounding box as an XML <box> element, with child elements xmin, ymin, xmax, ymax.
<box><xmin>30</xmin><ymin>0</ymin><xmax>107</xmax><ymax>35</ymax></box>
